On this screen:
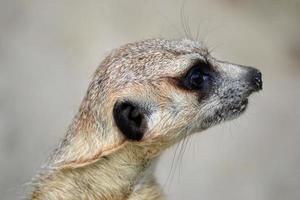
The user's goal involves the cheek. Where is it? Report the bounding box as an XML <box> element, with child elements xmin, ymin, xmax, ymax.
<box><xmin>167</xmin><ymin>91</ymin><xmax>206</xmax><ymax>128</ymax></box>
<box><xmin>147</xmin><ymin>111</ymin><xmax>161</xmax><ymax>130</ymax></box>
<box><xmin>199</xmin><ymin>97</ymin><xmax>221</xmax><ymax>114</ymax></box>
<box><xmin>180</xmin><ymin>96</ymin><xmax>221</xmax><ymax>129</ymax></box>
<box><xmin>170</xmin><ymin>90</ymin><xmax>200</xmax><ymax>109</ymax></box>
<box><xmin>146</xmin><ymin>89</ymin><xmax>207</xmax><ymax>138</ymax></box>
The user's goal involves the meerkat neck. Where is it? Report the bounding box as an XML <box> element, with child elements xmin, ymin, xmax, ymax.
<box><xmin>31</xmin><ymin>144</ymin><xmax>165</xmax><ymax>200</ymax></box>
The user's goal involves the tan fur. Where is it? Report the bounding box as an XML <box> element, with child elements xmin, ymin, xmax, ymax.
<box><xmin>29</xmin><ymin>38</ymin><xmax>260</xmax><ymax>199</ymax></box>
<box><xmin>31</xmin><ymin>143</ymin><xmax>164</xmax><ymax>200</ymax></box>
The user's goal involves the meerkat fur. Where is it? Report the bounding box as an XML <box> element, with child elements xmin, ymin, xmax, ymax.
<box><xmin>29</xmin><ymin>38</ymin><xmax>262</xmax><ymax>200</ymax></box>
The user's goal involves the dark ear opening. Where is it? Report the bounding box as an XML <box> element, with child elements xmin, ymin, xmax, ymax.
<box><xmin>113</xmin><ymin>101</ymin><xmax>148</xmax><ymax>141</ymax></box>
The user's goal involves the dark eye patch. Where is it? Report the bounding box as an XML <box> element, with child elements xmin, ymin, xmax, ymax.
<box><xmin>179</xmin><ymin>60</ymin><xmax>214</xmax><ymax>91</ymax></box>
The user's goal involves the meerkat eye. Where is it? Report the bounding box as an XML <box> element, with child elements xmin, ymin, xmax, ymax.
<box><xmin>189</xmin><ymin>68</ymin><xmax>205</xmax><ymax>87</ymax></box>
<box><xmin>182</xmin><ymin>61</ymin><xmax>211</xmax><ymax>90</ymax></box>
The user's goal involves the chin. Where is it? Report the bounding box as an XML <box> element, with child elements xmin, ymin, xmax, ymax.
<box><xmin>224</xmin><ymin>98</ymin><xmax>249</xmax><ymax>121</ymax></box>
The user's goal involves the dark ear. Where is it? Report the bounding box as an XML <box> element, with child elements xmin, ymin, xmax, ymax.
<box><xmin>113</xmin><ymin>101</ymin><xmax>148</xmax><ymax>141</ymax></box>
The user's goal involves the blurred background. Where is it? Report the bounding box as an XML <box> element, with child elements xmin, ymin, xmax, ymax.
<box><xmin>1</xmin><ymin>0</ymin><xmax>300</xmax><ymax>199</ymax></box>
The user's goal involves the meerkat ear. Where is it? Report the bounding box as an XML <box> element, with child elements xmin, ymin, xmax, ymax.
<box><xmin>113</xmin><ymin>101</ymin><xmax>148</xmax><ymax>141</ymax></box>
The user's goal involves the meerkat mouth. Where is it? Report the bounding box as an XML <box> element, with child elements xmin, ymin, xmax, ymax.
<box><xmin>231</xmin><ymin>98</ymin><xmax>249</xmax><ymax>115</ymax></box>
<box><xmin>203</xmin><ymin>98</ymin><xmax>249</xmax><ymax>128</ymax></box>
<box><xmin>240</xmin><ymin>98</ymin><xmax>248</xmax><ymax>112</ymax></box>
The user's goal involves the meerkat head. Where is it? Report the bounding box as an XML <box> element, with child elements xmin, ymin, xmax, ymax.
<box><xmin>51</xmin><ymin>38</ymin><xmax>262</xmax><ymax>169</ymax></box>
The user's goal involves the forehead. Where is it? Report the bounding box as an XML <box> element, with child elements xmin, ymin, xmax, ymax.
<box><xmin>136</xmin><ymin>38</ymin><xmax>207</xmax><ymax>54</ymax></box>
<box><xmin>102</xmin><ymin>39</ymin><xmax>209</xmax><ymax>82</ymax></box>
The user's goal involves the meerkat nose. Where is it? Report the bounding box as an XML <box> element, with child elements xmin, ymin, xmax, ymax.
<box><xmin>248</xmin><ymin>68</ymin><xmax>263</xmax><ymax>91</ymax></box>
<box><xmin>254</xmin><ymin>71</ymin><xmax>263</xmax><ymax>90</ymax></box>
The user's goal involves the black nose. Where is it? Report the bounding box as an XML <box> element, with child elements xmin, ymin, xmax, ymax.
<box><xmin>248</xmin><ymin>68</ymin><xmax>263</xmax><ymax>91</ymax></box>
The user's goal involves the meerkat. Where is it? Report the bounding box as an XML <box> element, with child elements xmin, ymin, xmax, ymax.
<box><xmin>29</xmin><ymin>38</ymin><xmax>262</xmax><ymax>200</ymax></box>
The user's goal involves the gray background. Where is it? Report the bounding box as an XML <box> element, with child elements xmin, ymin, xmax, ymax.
<box><xmin>1</xmin><ymin>0</ymin><xmax>300</xmax><ymax>199</ymax></box>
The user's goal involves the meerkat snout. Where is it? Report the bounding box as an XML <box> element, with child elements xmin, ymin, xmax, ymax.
<box><xmin>246</xmin><ymin>67</ymin><xmax>263</xmax><ymax>91</ymax></box>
